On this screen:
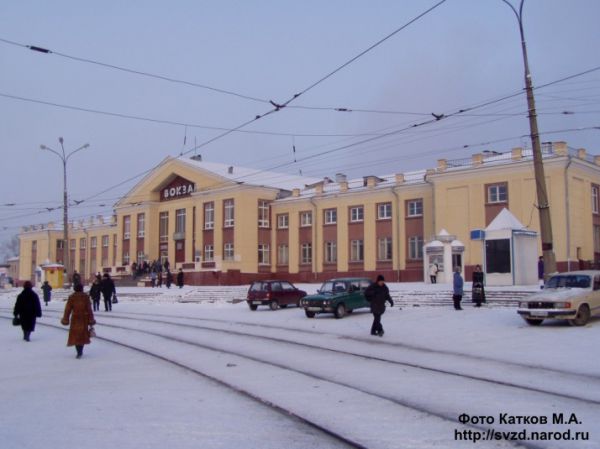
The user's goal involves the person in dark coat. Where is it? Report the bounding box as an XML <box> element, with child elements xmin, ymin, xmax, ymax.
<box><xmin>13</xmin><ymin>281</ymin><xmax>42</xmax><ymax>341</ymax></box>
<box><xmin>89</xmin><ymin>278</ymin><xmax>102</xmax><ymax>311</ymax></box>
<box><xmin>165</xmin><ymin>270</ymin><xmax>173</xmax><ymax>289</ymax></box>
<box><xmin>157</xmin><ymin>270</ymin><xmax>163</xmax><ymax>288</ymax></box>
<box><xmin>163</xmin><ymin>259</ymin><xmax>170</xmax><ymax>272</ymax></box>
<box><xmin>471</xmin><ymin>265</ymin><xmax>486</xmax><ymax>307</ymax></box>
<box><xmin>538</xmin><ymin>256</ymin><xmax>544</xmax><ymax>282</ymax></box>
<box><xmin>364</xmin><ymin>275</ymin><xmax>394</xmax><ymax>337</ymax></box>
<box><xmin>100</xmin><ymin>273</ymin><xmax>116</xmax><ymax>312</ymax></box>
<box><xmin>453</xmin><ymin>266</ymin><xmax>464</xmax><ymax>310</ymax></box>
<box><xmin>61</xmin><ymin>283</ymin><xmax>96</xmax><ymax>358</ymax></box>
<box><xmin>72</xmin><ymin>270</ymin><xmax>81</xmax><ymax>288</ymax></box>
<box><xmin>176</xmin><ymin>269</ymin><xmax>184</xmax><ymax>289</ymax></box>
<box><xmin>41</xmin><ymin>280</ymin><xmax>52</xmax><ymax>306</ymax></box>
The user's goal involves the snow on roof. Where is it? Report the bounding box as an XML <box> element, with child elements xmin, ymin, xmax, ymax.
<box><xmin>180</xmin><ymin>158</ymin><xmax>320</xmax><ymax>191</ymax></box>
<box><xmin>486</xmin><ymin>208</ymin><xmax>526</xmax><ymax>231</ymax></box>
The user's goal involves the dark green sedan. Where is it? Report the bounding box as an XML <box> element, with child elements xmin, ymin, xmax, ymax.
<box><xmin>300</xmin><ymin>278</ymin><xmax>372</xmax><ymax>319</ymax></box>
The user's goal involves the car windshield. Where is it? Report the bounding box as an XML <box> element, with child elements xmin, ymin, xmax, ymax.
<box><xmin>546</xmin><ymin>275</ymin><xmax>591</xmax><ymax>289</ymax></box>
<box><xmin>250</xmin><ymin>282</ymin><xmax>265</xmax><ymax>292</ymax></box>
<box><xmin>320</xmin><ymin>281</ymin><xmax>348</xmax><ymax>294</ymax></box>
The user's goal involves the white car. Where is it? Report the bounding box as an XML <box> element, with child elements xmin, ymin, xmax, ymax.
<box><xmin>517</xmin><ymin>270</ymin><xmax>600</xmax><ymax>326</ymax></box>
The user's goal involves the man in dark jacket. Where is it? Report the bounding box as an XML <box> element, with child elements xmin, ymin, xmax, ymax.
<box><xmin>100</xmin><ymin>273</ymin><xmax>116</xmax><ymax>312</ymax></box>
<box><xmin>364</xmin><ymin>275</ymin><xmax>394</xmax><ymax>337</ymax></box>
<box><xmin>176</xmin><ymin>269</ymin><xmax>184</xmax><ymax>289</ymax></box>
<box><xmin>165</xmin><ymin>270</ymin><xmax>173</xmax><ymax>289</ymax></box>
<box><xmin>72</xmin><ymin>270</ymin><xmax>81</xmax><ymax>288</ymax></box>
<box><xmin>13</xmin><ymin>281</ymin><xmax>42</xmax><ymax>341</ymax></box>
<box><xmin>453</xmin><ymin>266</ymin><xmax>464</xmax><ymax>310</ymax></box>
<box><xmin>89</xmin><ymin>278</ymin><xmax>102</xmax><ymax>311</ymax></box>
<box><xmin>41</xmin><ymin>280</ymin><xmax>52</xmax><ymax>306</ymax></box>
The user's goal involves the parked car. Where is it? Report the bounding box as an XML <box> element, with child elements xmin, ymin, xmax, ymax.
<box><xmin>300</xmin><ymin>277</ymin><xmax>371</xmax><ymax>319</ymax></box>
<box><xmin>246</xmin><ymin>280</ymin><xmax>307</xmax><ymax>311</ymax></box>
<box><xmin>517</xmin><ymin>270</ymin><xmax>600</xmax><ymax>326</ymax></box>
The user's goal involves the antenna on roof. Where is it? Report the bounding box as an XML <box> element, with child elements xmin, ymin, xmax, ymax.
<box><xmin>292</xmin><ymin>135</ymin><xmax>297</xmax><ymax>163</ymax></box>
<box><xmin>180</xmin><ymin>125</ymin><xmax>188</xmax><ymax>156</ymax></box>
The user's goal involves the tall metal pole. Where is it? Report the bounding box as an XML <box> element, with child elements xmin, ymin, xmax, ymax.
<box><xmin>40</xmin><ymin>138</ymin><xmax>90</xmax><ymax>285</ymax></box>
<box><xmin>501</xmin><ymin>0</ymin><xmax>556</xmax><ymax>276</ymax></box>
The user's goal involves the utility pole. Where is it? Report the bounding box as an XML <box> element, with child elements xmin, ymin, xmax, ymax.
<box><xmin>501</xmin><ymin>0</ymin><xmax>556</xmax><ymax>276</ymax></box>
<box><xmin>40</xmin><ymin>138</ymin><xmax>90</xmax><ymax>285</ymax></box>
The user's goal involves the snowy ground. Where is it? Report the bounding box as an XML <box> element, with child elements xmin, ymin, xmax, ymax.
<box><xmin>1</xmin><ymin>283</ymin><xmax>598</xmax><ymax>449</ymax></box>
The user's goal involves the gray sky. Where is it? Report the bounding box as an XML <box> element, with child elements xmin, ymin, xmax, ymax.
<box><xmin>1</xmin><ymin>0</ymin><xmax>600</xmax><ymax>255</ymax></box>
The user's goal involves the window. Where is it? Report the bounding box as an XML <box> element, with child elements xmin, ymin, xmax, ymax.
<box><xmin>258</xmin><ymin>200</ymin><xmax>270</xmax><ymax>228</ymax></box>
<box><xmin>137</xmin><ymin>251</ymin><xmax>146</xmax><ymax>262</ymax></box>
<box><xmin>277</xmin><ymin>214</ymin><xmax>289</xmax><ymax>229</ymax></box>
<box><xmin>301</xmin><ymin>243</ymin><xmax>312</xmax><ymax>264</ymax></box>
<box><xmin>176</xmin><ymin>208</ymin><xmax>186</xmax><ymax>234</ymax></box>
<box><xmin>487</xmin><ymin>184</ymin><xmax>508</xmax><ymax>203</ymax></box>
<box><xmin>277</xmin><ymin>244</ymin><xmax>289</xmax><ymax>265</ymax></box>
<box><xmin>324</xmin><ymin>208</ymin><xmax>337</xmax><ymax>225</ymax></box>
<box><xmin>300</xmin><ymin>211</ymin><xmax>312</xmax><ymax>227</ymax></box>
<box><xmin>204</xmin><ymin>202</ymin><xmax>214</xmax><ymax>230</ymax></box>
<box><xmin>159</xmin><ymin>212</ymin><xmax>169</xmax><ymax>243</ymax></box>
<box><xmin>594</xmin><ymin>225</ymin><xmax>600</xmax><ymax>253</ymax></box>
<box><xmin>204</xmin><ymin>244</ymin><xmax>214</xmax><ymax>262</ymax></box>
<box><xmin>378</xmin><ymin>202</ymin><xmax>392</xmax><ymax>220</ymax></box>
<box><xmin>224</xmin><ymin>199</ymin><xmax>235</xmax><ymax>227</ymax></box>
<box><xmin>258</xmin><ymin>244</ymin><xmax>270</xmax><ymax>265</ymax></box>
<box><xmin>350</xmin><ymin>206</ymin><xmax>364</xmax><ymax>223</ymax></box>
<box><xmin>79</xmin><ymin>238</ymin><xmax>86</xmax><ymax>249</ymax></box>
<box><xmin>224</xmin><ymin>242</ymin><xmax>234</xmax><ymax>261</ymax></box>
<box><xmin>32</xmin><ymin>240</ymin><xmax>37</xmax><ymax>251</ymax></box>
<box><xmin>102</xmin><ymin>235</ymin><xmax>109</xmax><ymax>247</ymax></box>
<box><xmin>408</xmin><ymin>236</ymin><xmax>424</xmax><ymax>260</ymax></box>
<box><xmin>593</xmin><ymin>185</ymin><xmax>599</xmax><ymax>214</ymax></box>
<box><xmin>407</xmin><ymin>199</ymin><xmax>423</xmax><ymax>217</ymax></box>
<box><xmin>123</xmin><ymin>215</ymin><xmax>131</xmax><ymax>239</ymax></box>
<box><xmin>485</xmin><ymin>239</ymin><xmax>510</xmax><ymax>273</ymax></box>
<box><xmin>378</xmin><ymin>237</ymin><xmax>393</xmax><ymax>261</ymax></box>
<box><xmin>350</xmin><ymin>239</ymin><xmax>364</xmax><ymax>262</ymax></box>
<box><xmin>137</xmin><ymin>213</ymin><xmax>145</xmax><ymax>238</ymax></box>
<box><xmin>90</xmin><ymin>237</ymin><xmax>97</xmax><ymax>249</ymax></box>
<box><xmin>56</xmin><ymin>239</ymin><xmax>64</xmax><ymax>249</ymax></box>
<box><xmin>70</xmin><ymin>239</ymin><xmax>76</xmax><ymax>249</ymax></box>
<box><xmin>123</xmin><ymin>251</ymin><xmax>130</xmax><ymax>266</ymax></box>
<box><xmin>324</xmin><ymin>241</ymin><xmax>337</xmax><ymax>263</ymax></box>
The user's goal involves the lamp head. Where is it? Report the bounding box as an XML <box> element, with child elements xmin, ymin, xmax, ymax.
<box><xmin>58</xmin><ymin>137</ymin><xmax>64</xmax><ymax>144</ymax></box>
<box><xmin>40</xmin><ymin>145</ymin><xmax>46</xmax><ymax>150</ymax></box>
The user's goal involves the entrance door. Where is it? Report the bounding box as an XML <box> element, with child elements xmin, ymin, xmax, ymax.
<box><xmin>175</xmin><ymin>240</ymin><xmax>185</xmax><ymax>263</ymax></box>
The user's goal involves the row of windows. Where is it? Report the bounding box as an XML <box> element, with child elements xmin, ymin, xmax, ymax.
<box><xmin>123</xmin><ymin>214</ymin><xmax>146</xmax><ymax>240</ymax></box>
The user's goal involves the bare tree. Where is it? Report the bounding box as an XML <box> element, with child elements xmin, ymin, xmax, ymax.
<box><xmin>0</xmin><ymin>235</ymin><xmax>19</xmax><ymax>261</ymax></box>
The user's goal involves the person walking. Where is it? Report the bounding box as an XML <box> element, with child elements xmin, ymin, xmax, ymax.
<box><xmin>165</xmin><ymin>270</ymin><xmax>173</xmax><ymax>289</ymax></box>
<box><xmin>471</xmin><ymin>265</ymin><xmax>486</xmax><ymax>308</ymax></box>
<box><xmin>41</xmin><ymin>280</ymin><xmax>52</xmax><ymax>306</ymax></box>
<box><xmin>89</xmin><ymin>277</ymin><xmax>102</xmax><ymax>312</ymax></box>
<box><xmin>157</xmin><ymin>270</ymin><xmax>163</xmax><ymax>288</ymax></box>
<box><xmin>150</xmin><ymin>270</ymin><xmax>157</xmax><ymax>288</ymax></box>
<box><xmin>61</xmin><ymin>283</ymin><xmax>96</xmax><ymax>359</ymax></box>
<box><xmin>364</xmin><ymin>275</ymin><xmax>394</xmax><ymax>337</ymax></box>
<box><xmin>538</xmin><ymin>256</ymin><xmax>544</xmax><ymax>286</ymax></box>
<box><xmin>71</xmin><ymin>270</ymin><xmax>81</xmax><ymax>288</ymax></box>
<box><xmin>453</xmin><ymin>266</ymin><xmax>464</xmax><ymax>310</ymax></box>
<box><xmin>100</xmin><ymin>273</ymin><xmax>116</xmax><ymax>312</ymax></box>
<box><xmin>429</xmin><ymin>263</ymin><xmax>438</xmax><ymax>284</ymax></box>
<box><xmin>176</xmin><ymin>269</ymin><xmax>184</xmax><ymax>289</ymax></box>
<box><xmin>163</xmin><ymin>258</ymin><xmax>170</xmax><ymax>272</ymax></box>
<box><xmin>13</xmin><ymin>281</ymin><xmax>42</xmax><ymax>341</ymax></box>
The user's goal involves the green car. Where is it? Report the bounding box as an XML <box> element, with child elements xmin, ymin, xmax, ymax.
<box><xmin>300</xmin><ymin>278</ymin><xmax>372</xmax><ymax>319</ymax></box>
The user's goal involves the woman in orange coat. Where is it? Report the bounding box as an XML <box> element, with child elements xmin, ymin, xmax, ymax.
<box><xmin>61</xmin><ymin>283</ymin><xmax>96</xmax><ymax>358</ymax></box>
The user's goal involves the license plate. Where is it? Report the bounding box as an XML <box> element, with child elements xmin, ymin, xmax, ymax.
<box><xmin>530</xmin><ymin>311</ymin><xmax>548</xmax><ymax>317</ymax></box>
<box><xmin>252</xmin><ymin>301</ymin><xmax>262</xmax><ymax>305</ymax></box>
<box><xmin>307</xmin><ymin>307</ymin><xmax>322</xmax><ymax>312</ymax></box>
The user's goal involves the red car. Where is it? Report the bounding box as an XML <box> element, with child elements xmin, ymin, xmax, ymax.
<box><xmin>247</xmin><ymin>280</ymin><xmax>307</xmax><ymax>311</ymax></box>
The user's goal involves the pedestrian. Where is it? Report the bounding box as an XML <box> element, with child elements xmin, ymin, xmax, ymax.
<box><xmin>453</xmin><ymin>266</ymin><xmax>464</xmax><ymax>310</ymax></box>
<box><xmin>13</xmin><ymin>281</ymin><xmax>42</xmax><ymax>341</ymax></box>
<box><xmin>89</xmin><ymin>277</ymin><xmax>101</xmax><ymax>312</ymax></box>
<box><xmin>41</xmin><ymin>280</ymin><xmax>52</xmax><ymax>306</ymax></box>
<box><xmin>61</xmin><ymin>283</ymin><xmax>96</xmax><ymax>359</ymax></box>
<box><xmin>538</xmin><ymin>256</ymin><xmax>544</xmax><ymax>285</ymax></box>
<box><xmin>429</xmin><ymin>263</ymin><xmax>438</xmax><ymax>284</ymax></box>
<box><xmin>176</xmin><ymin>268</ymin><xmax>184</xmax><ymax>289</ymax></box>
<box><xmin>165</xmin><ymin>270</ymin><xmax>173</xmax><ymax>289</ymax></box>
<box><xmin>471</xmin><ymin>265</ymin><xmax>486</xmax><ymax>308</ymax></box>
<box><xmin>157</xmin><ymin>270</ymin><xmax>163</xmax><ymax>288</ymax></box>
<box><xmin>72</xmin><ymin>270</ymin><xmax>81</xmax><ymax>288</ymax></box>
<box><xmin>150</xmin><ymin>270</ymin><xmax>157</xmax><ymax>288</ymax></box>
<box><xmin>164</xmin><ymin>258</ymin><xmax>170</xmax><ymax>272</ymax></box>
<box><xmin>100</xmin><ymin>273</ymin><xmax>116</xmax><ymax>312</ymax></box>
<box><xmin>364</xmin><ymin>275</ymin><xmax>394</xmax><ymax>337</ymax></box>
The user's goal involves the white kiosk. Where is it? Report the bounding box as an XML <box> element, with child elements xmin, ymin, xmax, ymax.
<box><xmin>484</xmin><ymin>208</ymin><xmax>538</xmax><ymax>286</ymax></box>
<box><xmin>424</xmin><ymin>229</ymin><xmax>465</xmax><ymax>284</ymax></box>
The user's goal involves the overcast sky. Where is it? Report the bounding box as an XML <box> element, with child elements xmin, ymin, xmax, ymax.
<box><xmin>1</xmin><ymin>0</ymin><xmax>600</xmax><ymax>255</ymax></box>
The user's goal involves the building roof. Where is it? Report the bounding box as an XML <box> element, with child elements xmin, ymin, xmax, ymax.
<box><xmin>486</xmin><ymin>208</ymin><xmax>526</xmax><ymax>231</ymax></box>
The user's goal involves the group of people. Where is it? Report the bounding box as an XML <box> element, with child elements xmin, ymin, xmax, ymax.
<box><xmin>429</xmin><ymin>263</ymin><xmax>486</xmax><ymax>310</ymax></box>
<box><xmin>149</xmin><ymin>268</ymin><xmax>184</xmax><ymax>289</ymax></box>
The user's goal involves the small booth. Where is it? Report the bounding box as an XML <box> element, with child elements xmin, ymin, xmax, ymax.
<box><xmin>424</xmin><ymin>229</ymin><xmax>465</xmax><ymax>284</ymax></box>
<box><xmin>484</xmin><ymin>208</ymin><xmax>538</xmax><ymax>286</ymax></box>
<box><xmin>41</xmin><ymin>263</ymin><xmax>65</xmax><ymax>289</ymax></box>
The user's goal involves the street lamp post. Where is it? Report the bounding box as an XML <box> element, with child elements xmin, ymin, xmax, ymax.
<box><xmin>501</xmin><ymin>0</ymin><xmax>557</xmax><ymax>277</ymax></box>
<box><xmin>40</xmin><ymin>138</ymin><xmax>90</xmax><ymax>285</ymax></box>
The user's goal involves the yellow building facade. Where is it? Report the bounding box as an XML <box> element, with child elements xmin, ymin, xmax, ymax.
<box><xmin>17</xmin><ymin>142</ymin><xmax>600</xmax><ymax>285</ymax></box>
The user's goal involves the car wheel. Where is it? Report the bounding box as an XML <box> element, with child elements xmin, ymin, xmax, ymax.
<box><xmin>269</xmin><ymin>300</ymin><xmax>279</xmax><ymax>311</ymax></box>
<box><xmin>524</xmin><ymin>317</ymin><xmax>544</xmax><ymax>326</ymax></box>
<box><xmin>248</xmin><ymin>303</ymin><xmax>258</xmax><ymax>311</ymax></box>
<box><xmin>280</xmin><ymin>304</ymin><xmax>288</xmax><ymax>309</ymax></box>
<box><xmin>305</xmin><ymin>309</ymin><xmax>316</xmax><ymax>318</ymax></box>
<box><xmin>334</xmin><ymin>303</ymin><xmax>346</xmax><ymax>319</ymax></box>
<box><xmin>569</xmin><ymin>304</ymin><xmax>591</xmax><ymax>326</ymax></box>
